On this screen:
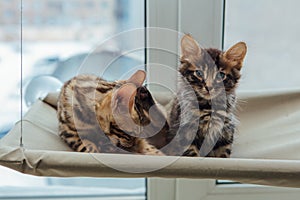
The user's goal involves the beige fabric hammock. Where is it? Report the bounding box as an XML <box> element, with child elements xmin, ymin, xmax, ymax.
<box><xmin>0</xmin><ymin>90</ymin><xmax>300</xmax><ymax>188</ymax></box>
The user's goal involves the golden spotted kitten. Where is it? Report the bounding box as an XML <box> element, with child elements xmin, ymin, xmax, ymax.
<box><xmin>57</xmin><ymin>70</ymin><xmax>168</xmax><ymax>155</ymax></box>
<box><xmin>165</xmin><ymin>34</ymin><xmax>247</xmax><ymax>157</ymax></box>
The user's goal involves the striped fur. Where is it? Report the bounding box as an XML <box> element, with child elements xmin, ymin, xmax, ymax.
<box><xmin>57</xmin><ymin>70</ymin><xmax>168</xmax><ymax>155</ymax></box>
<box><xmin>165</xmin><ymin>34</ymin><xmax>247</xmax><ymax>157</ymax></box>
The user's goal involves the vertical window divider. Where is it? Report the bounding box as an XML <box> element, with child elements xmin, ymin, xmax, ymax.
<box><xmin>20</xmin><ymin>0</ymin><xmax>23</xmax><ymax>148</ymax></box>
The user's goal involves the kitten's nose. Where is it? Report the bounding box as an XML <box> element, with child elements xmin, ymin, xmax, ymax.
<box><xmin>205</xmin><ymin>85</ymin><xmax>213</xmax><ymax>92</ymax></box>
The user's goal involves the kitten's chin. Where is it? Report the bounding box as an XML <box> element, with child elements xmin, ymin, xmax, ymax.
<box><xmin>200</xmin><ymin>93</ymin><xmax>214</xmax><ymax>100</ymax></box>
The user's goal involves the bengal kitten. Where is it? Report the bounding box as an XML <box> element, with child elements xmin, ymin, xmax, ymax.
<box><xmin>57</xmin><ymin>70</ymin><xmax>169</xmax><ymax>155</ymax></box>
<box><xmin>165</xmin><ymin>34</ymin><xmax>247</xmax><ymax>158</ymax></box>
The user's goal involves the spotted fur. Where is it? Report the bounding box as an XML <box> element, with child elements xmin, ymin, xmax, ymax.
<box><xmin>165</xmin><ymin>34</ymin><xmax>247</xmax><ymax>157</ymax></box>
<box><xmin>57</xmin><ymin>70</ymin><xmax>168</xmax><ymax>155</ymax></box>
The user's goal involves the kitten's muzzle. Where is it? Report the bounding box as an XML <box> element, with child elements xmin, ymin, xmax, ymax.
<box><xmin>137</xmin><ymin>86</ymin><xmax>149</xmax><ymax>100</ymax></box>
<box><xmin>204</xmin><ymin>85</ymin><xmax>213</xmax><ymax>92</ymax></box>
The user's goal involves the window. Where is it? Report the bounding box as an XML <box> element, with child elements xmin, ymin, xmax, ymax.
<box><xmin>2</xmin><ymin>0</ymin><xmax>300</xmax><ymax>199</ymax></box>
<box><xmin>225</xmin><ymin>0</ymin><xmax>300</xmax><ymax>91</ymax></box>
<box><xmin>0</xmin><ymin>0</ymin><xmax>146</xmax><ymax>199</ymax></box>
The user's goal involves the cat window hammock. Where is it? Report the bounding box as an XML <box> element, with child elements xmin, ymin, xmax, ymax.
<box><xmin>1</xmin><ymin>89</ymin><xmax>300</xmax><ymax>188</ymax></box>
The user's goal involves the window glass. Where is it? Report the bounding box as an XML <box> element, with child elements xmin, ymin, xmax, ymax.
<box><xmin>0</xmin><ymin>0</ymin><xmax>146</xmax><ymax>198</ymax></box>
<box><xmin>224</xmin><ymin>0</ymin><xmax>300</xmax><ymax>91</ymax></box>
<box><xmin>0</xmin><ymin>166</ymin><xmax>146</xmax><ymax>199</ymax></box>
<box><xmin>0</xmin><ymin>0</ymin><xmax>21</xmax><ymax>137</ymax></box>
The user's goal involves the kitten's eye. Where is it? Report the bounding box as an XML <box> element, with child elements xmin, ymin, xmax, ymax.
<box><xmin>195</xmin><ymin>70</ymin><xmax>204</xmax><ymax>78</ymax></box>
<box><xmin>218</xmin><ymin>72</ymin><xmax>226</xmax><ymax>80</ymax></box>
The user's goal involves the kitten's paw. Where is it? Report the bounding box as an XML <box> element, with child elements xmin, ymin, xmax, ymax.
<box><xmin>145</xmin><ymin>150</ymin><xmax>165</xmax><ymax>156</ymax></box>
<box><xmin>208</xmin><ymin>145</ymin><xmax>232</xmax><ymax>158</ymax></box>
<box><xmin>183</xmin><ymin>145</ymin><xmax>200</xmax><ymax>157</ymax></box>
<box><xmin>82</xmin><ymin>139</ymin><xmax>100</xmax><ymax>153</ymax></box>
<box><xmin>154</xmin><ymin>151</ymin><xmax>165</xmax><ymax>156</ymax></box>
<box><xmin>142</xmin><ymin>145</ymin><xmax>165</xmax><ymax>156</ymax></box>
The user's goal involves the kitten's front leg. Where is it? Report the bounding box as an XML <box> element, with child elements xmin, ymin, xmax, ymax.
<box><xmin>198</xmin><ymin>110</ymin><xmax>234</xmax><ymax>158</ymax></box>
<box><xmin>206</xmin><ymin>120</ymin><xmax>235</xmax><ymax>158</ymax></box>
<box><xmin>207</xmin><ymin>144</ymin><xmax>232</xmax><ymax>158</ymax></box>
<box><xmin>136</xmin><ymin>139</ymin><xmax>165</xmax><ymax>156</ymax></box>
<box><xmin>59</xmin><ymin>124</ymin><xmax>100</xmax><ymax>153</ymax></box>
<box><xmin>183</xmin><ymin>144</ymin><xmax>200</xmax><ymax>157</ymax></box>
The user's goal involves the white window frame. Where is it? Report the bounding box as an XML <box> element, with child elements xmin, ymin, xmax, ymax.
<box><xmin>146</xmin><ymin>0</ymin><xmax>300</xmax><ymax>199</ymax></box>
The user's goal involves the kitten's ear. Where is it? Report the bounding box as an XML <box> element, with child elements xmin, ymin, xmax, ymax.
<box><xmin>113</xmin><ymin>83</ymin><xmax>137</xmax><ymax>113</ymax></box>
<box><xmin>223</xmin><ymin>42</ymin><xmax>247</xmax><ymax>70</ymax></box>
<box><xmin>126</xmin><ymin>70</ymin><xmax>146</xmax><ymax>87</ymax></box>
<box><xmin>181</xmin><ymin>34</ymin><xmax>202</xmax><ymax>62</ymax></box>
<box><xmin>112</xmin><ymin>83</ymin><xmax>137</xmax><ymax>131</ymax></box>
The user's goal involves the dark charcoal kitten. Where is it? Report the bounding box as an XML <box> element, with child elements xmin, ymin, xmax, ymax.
<box><xmin>165</xmin><ymin>34</ymin><xmax>247</xmax><ymax>157</ymax></box>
